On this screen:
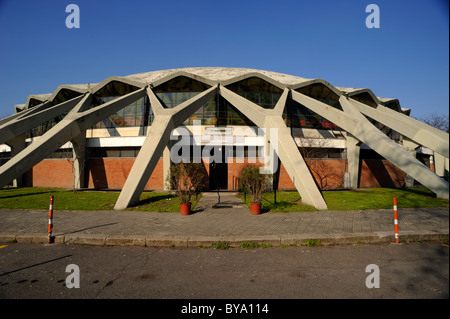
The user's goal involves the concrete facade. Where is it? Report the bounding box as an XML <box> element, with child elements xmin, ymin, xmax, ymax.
<box><xmin>0</xmin><ymin>67</ymin><xmax>448</xmax><ymax>210</ymax></box>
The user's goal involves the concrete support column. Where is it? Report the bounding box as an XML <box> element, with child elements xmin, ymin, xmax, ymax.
<box><xmin>0</xmin><ymin>88</ymin><xmax>146</xmax><ymax>189</ymax></box>
<box><xmin>446</xmin><ymin>157</ymin><xmax>450</xmax><ymax>181</ymax></box>
<box><xmin>5</xmin><ymin>133</ymin><xmax>26</xmax><ymax>187</ymax></box>
<box><xmin>71</xmin><ymin>131</ymin><xmax>87</xmax><ymax>190</ymax></box>
<box><xmin>115</xmin><ymin>115</ymin><xmax>175</xmax><ymax>209</ymax></box>
<box><xmin>288</xmin><ymin>91</ymin><xmax>448</xmax><ymax>199</ymax></box>
<box><xmin>219</xmin><ymin>85</ymin><xmax>328</xmax><ymax>210</ymax></box>
<box><xmin>350</xmin><ymin>99</ymin><xmax>449</xmax><ymax>158</ymax></box>
<box><xmin>345</xmin><ymin>133</ymin><xmax>361</xmax><ymax>189</ymax></box>
<box><xmin>163</xmin><ymin>144</ymin><xmax>171</xmax><ymax>190</ymax></box>
<box><xmin>434</xmin><ymin>152</ymin><xmax>448</xmax><ymax>179</ymax></box>
<box><xmin>114</xmin><ymin>85</ymin><xmax>217</xmax><ymax>210</ymax></box>
<box><xmin>0</xmin><ymin>96</ymin><xmax>83</xmax><ymax>145</ymax></box>
<box><xmin>270</xmin><ymin>119</ymin><xmax>328</xmax><ymax>209</ymax></box>
<box><xmin>402</xmin><ymin>137</ymin><xmax>419</xmax><ymax>187</ymax></box>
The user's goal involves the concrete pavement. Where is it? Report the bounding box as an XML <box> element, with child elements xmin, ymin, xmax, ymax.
<box><xmin>0</xmin><ymin>192</ymin><xmax>448</xmax><ymax>247</ymax></box>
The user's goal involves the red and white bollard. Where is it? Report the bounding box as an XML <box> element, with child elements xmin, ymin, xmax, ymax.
<box><xmin>48</xmin><ymin>195</ymin><xmax>54</xmax><ymax>244</ymax></box>
<box><xmin>393</xmin><ymin>197</ymin><xmax>399</xmax><ymax>243</ymax></box>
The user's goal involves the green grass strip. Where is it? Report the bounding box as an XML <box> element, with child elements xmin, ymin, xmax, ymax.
<box><xmin>0</xmin><ymin>187</ymin><xmax>201</xmax><ymax>212</ymax></box>
<box><xmin>239</xmin><ymin>187</ymin><xmax>448</xmax><ymax>212</ymax></box>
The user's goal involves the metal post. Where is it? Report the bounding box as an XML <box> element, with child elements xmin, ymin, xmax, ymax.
<box><xmin>48</xmin><ymin>195</ymin><xmax>54</xmax><ymax>244</ymax></box>
<box><xmin>393</xmin><ymin>197</ymin><xmax>399</xmax><ymax>243</ymax></box>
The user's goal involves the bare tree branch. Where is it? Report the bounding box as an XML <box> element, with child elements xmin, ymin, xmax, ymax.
<box><xmin>418</xmin><ymin>113</ymin><xmax>449</xmax><ymax>133</ymax></box>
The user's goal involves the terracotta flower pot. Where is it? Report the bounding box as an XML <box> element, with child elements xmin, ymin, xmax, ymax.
<box><xmin>250</xmin><ymin>202</ymin><xmax>261</xmax><ymax>215</ymax></box>
<box><xmin>180</xmin><ymin>203</ymin><xmax>191</xmax><ymax>215</ymax></box>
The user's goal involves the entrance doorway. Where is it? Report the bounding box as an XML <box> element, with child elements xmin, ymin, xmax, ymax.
<box><xmin>209</xmin><ymin>147</ymin><xmax>228</xmax><ymax>190</ymax></box>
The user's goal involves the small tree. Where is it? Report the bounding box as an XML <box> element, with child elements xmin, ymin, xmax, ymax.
<box><xmin>238</xmin><ymin>165</ymin><xmax>268</xmax><ymax>204</ymax></box>
<box><xmin>166</xmin><ymin>162</ymin><xmax>206</xmax><ymax>204</ymax></box>
<box><xmin>64</xmin><ymin>147</ymin><xmax>85</xmax><ymax>194</ymax></box>
<box><xmin>298</xmin><ymin>137</ymin><xmax>344</xmax><ymax>189</ymax></box>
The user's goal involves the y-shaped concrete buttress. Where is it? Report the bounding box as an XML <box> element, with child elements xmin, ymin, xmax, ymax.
<box><xmin>219</xmin><ymin>86</ymin><xmax>328</xmax><ymax>210</ymax></box>
<box><xmin>0</xmin><ymin>89</ymin><xmax>146</xmax><ymax>189</ymax></box>
<box><xmin>113</xmin><ymin>85</ymin><xmax>218</xmax><ymax>210</ymax></box>
<box><xmin>291</xmin><ymin>90</ymin><xmax>449</xmax><ymax>200</ymax></box>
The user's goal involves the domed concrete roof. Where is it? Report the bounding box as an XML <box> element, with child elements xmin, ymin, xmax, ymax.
<box><xmin>124</xmin><ymin>67</ymin><xmax>311</xmax><ymax>86</ymax></box>
<box><xmin>18</xmin><ymin>67</ymin><xmax>400</xmax><ymax>110</ymax></box>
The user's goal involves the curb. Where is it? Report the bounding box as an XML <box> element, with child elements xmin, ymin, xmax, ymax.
<box><xmin>1</xmin><ymin>230</ymin><xmax>448</xmax><ymax>248</ymax></box>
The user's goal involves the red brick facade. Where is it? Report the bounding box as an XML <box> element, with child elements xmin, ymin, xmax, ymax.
<box><xmin>359</xmin><ymin>159</ymin><xmax>406</xmax><ymax>188</ymax></box>
<box><xmin>27</xmin><ymin>158</ymin><xmax>165</xmax><ymax>190</ymax></box>
<box><xmin>26</xmin><ymin>157</ymin><xmax>406</xmax><ymax>190</ymax></box>
<box><xmin>26</xmin><ymin>159</ymin><xmax>75</xmax><ymax>189</ymax></box>
<box><xmin>85</xmin><ymin>158</ymin><xmax>164</xmax><ymax>190</ymax></box>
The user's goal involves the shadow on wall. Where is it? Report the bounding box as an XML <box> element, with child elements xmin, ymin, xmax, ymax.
<box><xmin>362</xmin><ymin>160</ymin><xmax>406</xmax><ymax>188</ymax></box>
<box><xmin>86</xmin><ymin>158</ymin><xmax>109</xmax><ymax>189</ymax></box>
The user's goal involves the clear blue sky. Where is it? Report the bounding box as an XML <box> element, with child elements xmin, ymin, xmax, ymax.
<box><xmin>0</xmin><ymin>0</ymin><xmax>448</xmax><ymax>119</ymax></box>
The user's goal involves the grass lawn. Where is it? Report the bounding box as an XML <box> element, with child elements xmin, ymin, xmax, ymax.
<box><xmin>127</xmin><ymin>192</ymin><xmax>202</xmax><ymax>212</ymax></box>
<box><xmin>0</xmin><ymin>187</ymin><xmax>201</xmax><ymax>212</ymax></box>
<box><xmin>239</xmin><ymin>187</ymin><xmax>449</xmax><ymax>213</ymax></box>
<box><xmin>0</xmin><ymin>187</ymin><xmax>447</xmax><ymax>213</ymax></box>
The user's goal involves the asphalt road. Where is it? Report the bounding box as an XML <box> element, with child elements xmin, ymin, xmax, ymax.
<box><xmin>0</xmin><ymin>242</ymin><xmax>448</xmax><ymax>302</ymax></box>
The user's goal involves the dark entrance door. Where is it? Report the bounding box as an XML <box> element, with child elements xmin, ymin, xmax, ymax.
<box><xmin>209</xmin><ymin>147</ymin><xmax>228</xmax><ymax>190</ymax></box>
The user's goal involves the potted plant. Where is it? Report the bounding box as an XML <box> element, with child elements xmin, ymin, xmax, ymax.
<box><xmin>166</xmin><ymin>162</ymin><xmax>206</xmax><ymax>215</ymax></box>
<box><xmin>238</xmin><ymin>165</ymin><xmax>269</xmax><ymax>215</ymax></box>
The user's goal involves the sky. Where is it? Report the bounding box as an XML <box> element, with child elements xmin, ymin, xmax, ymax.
<box><xmin>0</xmin><ymin>0</ymin><xmax>448</xmax><ymax>120</ymax></box>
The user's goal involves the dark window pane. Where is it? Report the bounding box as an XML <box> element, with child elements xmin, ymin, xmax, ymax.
<box><xmin>225</xmin><ymin>77</ymin><xmax>282</xmax><ymax>109</ymax></box>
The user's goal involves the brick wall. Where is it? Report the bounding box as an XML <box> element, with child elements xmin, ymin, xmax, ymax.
<box><xmin>359</xmin><ymin>159</ymin><xmax>406</xmax><ymax>188</ymax></box>
<box><xmin>226</xmin><ymin>158</ymin><xmax>405</xmax><ymax>190</ymax></box>
<box><xmin>227</xmin><ymin>158</ymin><xmax>264</xmax><ymax>190</ymax></box>
<box><xmin>27</xmin><ymin>158</ymin><xmax>164</xmax><ymax>190</ymax></box>
<box><xmin>265</xmin><ymin>159</ymin><xmax>346</xmax><ymax>190</ymax></box>
<box><xmin>274</xmin><ymin>162</ymin><xmax>297</xmax><ymax>190</ymax></box>
<box><xmin>27</xmin><ymin>159</ymin><xmax>74</xmax><ymax>188</ymax></box>
<box><xmin>26</xmin><ymin>157</ymin><xmax>406</xmax><ymax>191</ymax></box>
<box><xmin>202</xmin><ymin>158</ymin><xmax>210</xmax><ymax>189</ymax></box>
<box><xmin>305</xmin><ymin>158</ymin><xmax>346</xmax><ymax>189</ymax></box>
<box><xmin>86</xmin><ymin>158</ymin><xmax>164</xmax><ymax>190</ymax></box>
<box><xmin>226</xmin><ymin>159</ymin><xmax>345</xmax><ymax>190</ymax></box>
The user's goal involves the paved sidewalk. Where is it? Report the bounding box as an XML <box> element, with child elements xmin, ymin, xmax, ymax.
<box><xmin>0</xmin><ymin>192</ymin><xmax>448</xmax><ymax>247</ymax></box>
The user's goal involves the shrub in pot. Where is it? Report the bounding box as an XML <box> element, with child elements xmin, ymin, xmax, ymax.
<box><xmin>238</xmin><ymin>165</ymin><xmax>269</xmax><ymax>215</ymax></box>
<box><xmin>166</xmin><ymin>162</ymin><xmax>206</xmax><ymax>215</ymax></box>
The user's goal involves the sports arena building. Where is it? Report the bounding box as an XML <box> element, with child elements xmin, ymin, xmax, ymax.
<box><xmin>0</xmin><ymin>67</ymin><xmax>448</xmax><ymax>210</ymax></box>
